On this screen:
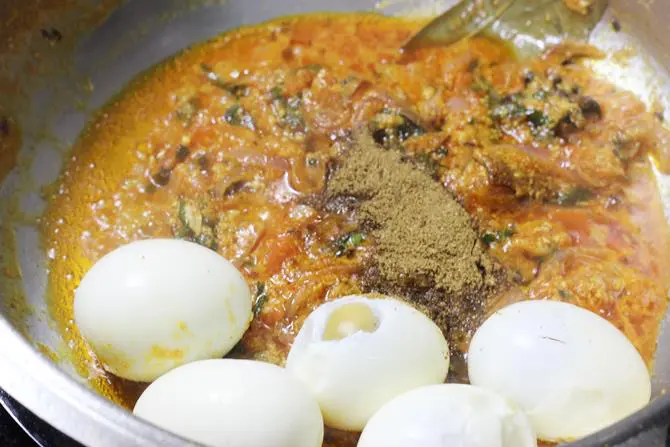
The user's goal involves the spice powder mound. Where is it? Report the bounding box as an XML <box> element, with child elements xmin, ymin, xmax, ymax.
<box><xmin>325</xmin><ymin>131</ymin><xmax>506</xmax><ymax>363</ymax></box>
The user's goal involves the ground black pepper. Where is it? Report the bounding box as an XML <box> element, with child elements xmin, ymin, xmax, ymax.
<box><xmin>326</xmin><ymin>130</ymin><xmax>506</xmax><ymax>371</ymax></box>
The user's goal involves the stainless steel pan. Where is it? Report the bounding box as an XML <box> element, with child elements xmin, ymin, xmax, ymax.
<box><xmin>1</xmin><ymin>1</ymin><xmax>669</xmax><ymax>445</ymax></box>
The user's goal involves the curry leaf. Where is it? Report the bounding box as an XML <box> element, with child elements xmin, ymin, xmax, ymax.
<box><xmin>201</xmin><ymin>63</ymin><xmax>248</xmax><ymax>97</ymax></box>
<box><xmin>556</xmin><ymin>187</ymin><xmax>593</xmax><ymax>206</ymax></box>
<box><xmin>270</xmin><ymin>86</ymin><xmax>284</xmax><ymax>100</ymax></box>
<box><xmin>224</xmin><ymin>104</ymin><xmax>256</xmax><ymax>130</ymax></box>
<box><xmin>334</xmin><ymin>232</ymin><xmax>366</xmax><ymax>257</ymax></box>
<box><xmin>254</xmin><ymin>283</ymin><xmax>268</xmax><ymax>316</ymax></box>
<box><xmin>303</xmin><ymin>64</ymin><xmax>324</xmax><ymax>72</ymax></box>
<box><xmin>481</xmin><ymin>227</ymin><xmax>515</xmax><ymax>246</ymax></box>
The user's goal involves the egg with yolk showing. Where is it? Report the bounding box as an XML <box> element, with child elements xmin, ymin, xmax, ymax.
<box><xmin>134</xmin><ymin>359</ymin><xmax>324</xmax><ymax>447</ymax></box>
<box><xmin>358</xmin><ymin>384</ymin><xmax>537</xmax><ymax>447</ymax></box>
<box><xmin>468</xmin><ymin>300</ymin><xmax>651</xmax><ymax>442</ymax></box>
<box><xmin>285</xmin><ymin>295</ymin><xmax>449</xmax><ymax>431</ymax></box>
<box><xmin>74</xmin><ymin>239</ymin><xmax>252</xmax><ymax>381</ymax></box>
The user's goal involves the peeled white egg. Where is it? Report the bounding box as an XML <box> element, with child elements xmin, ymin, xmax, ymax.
<box><xmin>285</xmin><ymin>294</ymin><xmax>449</xmax><ymax>431</ymax></box>
<box><xmin>74</xmin><ymin>239</ymin><xmax>252</xmax><ymax>381</ymax></box>
<box><xmin>134</xmin><ymin>359</ymin><xmax>323</xmax><ymax>447</ymax></box>
<box><xmin>358</xmin><ymin>384</ymin><xmax>536</xmax><ymax>447</ymax></box>
<box><xmin>468</xmin><ymin>300</ymin><xmax>651</xmax><ymax>441</ymax></box>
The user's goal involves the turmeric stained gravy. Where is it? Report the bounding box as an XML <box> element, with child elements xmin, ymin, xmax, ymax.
<box><xmin>42</xmin><ymin>13</ymin><xmax>670</xmax><ymax>446</ymax></box>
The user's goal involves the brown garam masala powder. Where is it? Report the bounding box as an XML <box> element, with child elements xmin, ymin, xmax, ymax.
<box><xmin>325</xmin><ymin>131</ymin><xmax>505</xmax><ymax>371</ymax></box>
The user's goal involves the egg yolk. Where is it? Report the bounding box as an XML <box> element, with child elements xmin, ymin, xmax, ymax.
<box><xmin>323</xmin><ymin>302</ymin><xmax>378</xmax><ymax>341</ymax></box>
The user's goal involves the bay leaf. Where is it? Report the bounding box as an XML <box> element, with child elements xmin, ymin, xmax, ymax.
<box><xmin>404</xmin><ymin>0</ymin><xmax>608</xmax><ymax>59</ymax></box>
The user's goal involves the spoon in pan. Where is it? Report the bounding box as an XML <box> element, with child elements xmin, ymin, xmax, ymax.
<box><xmin>404</xmin><ymin>0</ymin><xmax>608</xmax><ymax>58</ymax></box>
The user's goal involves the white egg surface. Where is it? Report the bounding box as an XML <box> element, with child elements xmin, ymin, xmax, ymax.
<box><xmin>468</xmin><ymin>300</ymin><xmax>651</xmax><ymax>441</ymax></box>
<box><xmin>133</xmin><ymin>359</ymin><xmax>324</xmax><ymax>447</ymax></box>
<box><xmin>358</xmin><ymin>384</ymin><xmax>536</xmax><ymax>447</ymax></box>
<box><xmin>74</xmin><ymin>239</ymin><xmax>252</xmax><ymax>381</ymax></box>
<box><xmin>285</xmin><ymin>295</ymin><xmax>449</xmax><ymax>431</ymax></box>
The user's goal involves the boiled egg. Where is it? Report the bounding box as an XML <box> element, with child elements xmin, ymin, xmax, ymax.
<box><xmin>74</xmin><ymin>239</ymin><xmax>252</xmax><ymax>381</ymax></box>
<box><xmin>285</xmin><ymin>295</ymin><xmax>449</xmax><ymax>431</ymax></box>
<box><xmin>468</xmin><ymin>300</ymin><xmax>651</xmax><ymax>441</ymax></box>
<box><xmin>134</xmin><ymin>359</ymin><xmax>323</xmax><ymax>447</ymax></box>
<box><xmin>358</xmin><ymin>384</ymin><xmax>536</xmax><ymax>447</ymax></box>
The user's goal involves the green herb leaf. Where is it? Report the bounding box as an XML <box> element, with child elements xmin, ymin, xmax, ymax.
<box><xmin>397</xmin><ymin>119</ymin><xmax>425</xmax><ymax>141</ymax></box>
<box><xmin>177</xmin><ymin>199</ymin><xmax>187</xmax><ymax>224</ymax></box>
<box><xmin>491</xmin><ymin>100</ymin><xmax>526</xmax><ymax>121</ymax></box>
<box><xmin>225</xmin><ymin>84</ymin><xmax>250</xmax><ymax>98</ymax></box>
<box><xmin>481</xmin><ymin>233</ymin><xmax>497</xmax><ymax>246</ymax></box>
<box><xmin>472</xmin><ymin>74</ymin><xmax>494</xmax><ymax>95</ymax></box>
<box><xmin>195</xmin><ymin>229</ymin><xmax>217</xmax><ymax>251</ymax></box>
<box><xmin>435</xmin><ymin>146</ymin><xmax>449</xmax><ymax>157</ymax></box>
<box><xmin>334</xmin><ymin>232</ymin><xmax>366</xmax><ymax>257</ymax></box>
<box><xmin>201</xmin><ymin>63</ymin><xmax>249</xmax><ymax>97</ymax></box>
<box><xmin>224</xmin><ymin>104</ymin><xmax>242</xmax><ymax>124</ymax></box>
<box><xmin>271</xmin><ymin>90</ymin><xmax>306</xmax><ymax>133</ymax></box>
<box><xmin>285</xmin><ymin>96</ymin><xmax>306</xmax><ymax>131</ymax></box>
<box><xmin>254</xmin><ymin>283</ymin><xmax>268</xmax><ymax>316</ymax></box>
<box><xmin>500</xmin><ymin>227</ymin><xmax>515</xmax><ymax>239</ymax></box>
<box><xmin>415</xmin><ymin>152</ymin><xmax>439</xmax><ymax>177</ymax></box>
<box><xmin>285</xmin><ymin>113</ymin><xmax>305</xmax><ymax>131</ymax></box>
<box><xmin>526</xmin><ymin>110</ymin><xmax>549</xmax><ymax>127</ymax></box>
<box><xmin>556</xmin><ymin>187</ymin><xmax>593</xmax><ymax>206</ymax></box>
<box><xmin>175</xmin><ymin>200</ymin><xmax>217</xmax><ymax>250</ymax></box>
<box><xmin>472</xmin><ymin>74</ymin><xmax>502</xmax><ymax>106</ymax></box>
<box><xmin>533</xmin><ymin>90</ymin><xmax>548</xmax><ymax>100</ymax></box>
<box><xmin>303</xmin><ymin>63</ymin><xmax>324</xmax><ymax>72</ymax></box>
<box><xmin>175</xmin><ymin>200</ymin><xmax>193</xmax><ymax>239</ymax></box>
<box><xmin>481</xmin><ymin>227</ymin><xmax>515</xmax><ymax>246</ymax></box>
<box><xmin>371</xmin><ymin>111</ymin><xmax>426</xmax><ymax>147</ymax></box>
<box><xmin>270</xmin><ymin>86</ymin><xmax>284</xmax><ymax>100</ymax></box>
<box><xmin>558</xmin><ymin>289</ymin><xmax>573</xmax><ymax>299</ymax></box>
<box><xmin>175</xmin><ymin>98</ymin><xmax>201</xmax><ymax>126</ymax></box>
<box><xmin>612</xmin><ymin>133</ymin><xmax>641</xmax><ymax>161</ymax></box>
<box><xmin>224</xmin><ymin>104</ymin><xmax>256</xmax><ymax>130</ymax></box>
<box><xmin>349</xmin><ymin>232</ymin><xmax>364</xmax><ymax>246</ymax></box>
